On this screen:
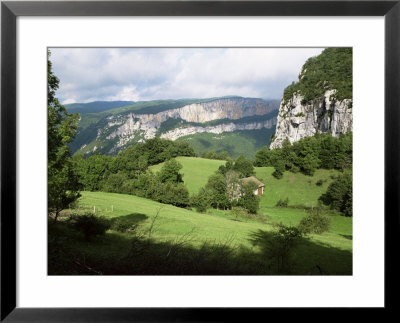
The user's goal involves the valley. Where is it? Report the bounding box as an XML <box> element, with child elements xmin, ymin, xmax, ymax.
<box><xmin>49</xmin><ymin>47</ymin><xmax>353</xmax><ymax>276</ymax></box>
<box><xmin>68</xmin><ymin>97</ymin><xmax>279</xmax><ymax>157</ymax></box>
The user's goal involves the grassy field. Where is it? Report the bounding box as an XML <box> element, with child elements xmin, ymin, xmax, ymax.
<box><xmin>150</xmin><ymin>157</ymin><xmax>225</xmax><ymax>194</ymax></box>
<box><xmin>255</xmin><ymin>166</ymin><xmax>341</xmax><ymax>208</ymax></box>
<box><xmin>76</xmin><ymin>191</ymin><xmax>270</xmax><ymax>247</ymax></box>
<box><xmin>50</xmin><ymin>158</ymin><xmax>352</xmax><ymax>275</ymax></box>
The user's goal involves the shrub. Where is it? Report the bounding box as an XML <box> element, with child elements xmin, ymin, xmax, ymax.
<box><xmin>191</xmin><ymin>188</ymin><xmax>211</xmax><ymax>213</ymax></box>
<box><xmin>272</xmin><ymin>160</ymin><xmax>285</xmax><ymax>179</ymax></box>
<box><xmin>298</xmin><ymin>210</ymin><xmax>330</xmax><ymax>234</ymax></box>
<box><xmin>71</xmin><ymin>213</ymin><xmax>111</xmax><ymax>240</ymax></box>
<box><xmin>315</xmin><ymin>179</ymin><xmax>324</xmax><ymax>186</ymax></box>
<box><xmin>110</xmin><ymin>213</ymin><xmax>146</xmax><ymax>233</ymax></box>
<box><xmin>275</xmin><ymin>198</ymin><xmax>289</xmax><ymax>208</ymax></box>
<box><xmin>267</xmin><ymin>223</ymin><xmax>303</xmax><ymax>273</ymax></box>
<box><xmin>319</xmin><ymin>171</ymin><xmax>352</xmax><ymax>216</ymax></box>
<box><xmin>230</xmin><ymin>207</ymin><xmax>249</xmax><ymax>221</ymax></box>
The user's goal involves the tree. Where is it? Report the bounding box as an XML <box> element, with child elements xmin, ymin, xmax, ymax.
<box><xmin>272</xmin><ymin>160</ymin><xmax>285</xmax><ymax>179</ymax></box>
<box><xmin>72</xmin><ymin>153</ymin><xmax>112</xmax><ymax>191</ymax></box>
<box><xmin>319</xmin><ymin>171</ymin><xmax>352</xmax><ymax>216</ymax></box>
<box><xmin>205</xmin><ymin>173</ymin><xmax>230</xmax><ymax>209</ymax></box>
<box><xmin>225</xmin><ymin>170</ymin><xmax>241</xmax><ymax>202</ymax></box>
<box><xmin>254</xmin><ymin>146</ymin><xmax>271</xmax><ymax>167</ymax></box>
<box><xmin>191</xmin><ymin>187</ymin><xmax>211</xmax><ymax>213</ymax></box>
<box><xmin>157</xmin><ymin>159</ymin><xmax>184</xmax><ymax>184</ymax></box>
<box><xmin>233</xmin><ymin>155</ymin><xmax>255</xmax><ymax>178</ymax></box>
<box><xmin>238</xmin><ymin>181</ymin><xmax>260</xmax><ymax>214</ymax></box>
<box><xmin>48</xmin><ymin>50</ymin><xmax>81</xmax><ymax>220</ymax></box>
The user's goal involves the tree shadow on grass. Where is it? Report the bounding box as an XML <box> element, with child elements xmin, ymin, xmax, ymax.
<box><xmin>48</xmin><ymin>221</ymin><xmax>352</xmax><ymax>275</ymax></box>
<box><xmin>109</xmin><ymin>213</ymin><xmax>148</xmax><ymax>226</ymax></box>
<box><xmin>248</xmin><ymin>229</ymin><xmax>353</xmax><ymax>275</ymax></box>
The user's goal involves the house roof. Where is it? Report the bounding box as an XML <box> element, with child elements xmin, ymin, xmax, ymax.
<box><xmin>242</xmin><ymin>176</ymin><xmax>264</xmax><ymax>187</ymax></box>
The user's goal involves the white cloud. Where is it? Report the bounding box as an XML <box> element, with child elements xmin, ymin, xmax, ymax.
<box><xmin>106</xmin><ymin>85</ymin><xmax>141</xmax><ymax>102</ymax></box>
<box><xmin>50</xmin><ymin>47</ymin><xmax>324</xmax><ymax>103</ymax></box>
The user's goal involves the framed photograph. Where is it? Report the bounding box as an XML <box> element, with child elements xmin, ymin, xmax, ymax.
<box><xmin>1</xmin><ymin>0</ymin><xmax>399</xmax><ymax>320</ymax></box>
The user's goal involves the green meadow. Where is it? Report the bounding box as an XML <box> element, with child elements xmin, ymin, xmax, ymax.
<box><xmin>53</xmin><ymin>158</ymin><xmax>352</xmax><ymax>275</ymax></box>
<box><xmin>150</xmin><ymin>156</ymin><xmax>225</xmax><ymax>194</ymax></box>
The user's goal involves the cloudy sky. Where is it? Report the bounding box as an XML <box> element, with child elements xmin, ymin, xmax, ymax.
<box><xmin>50</xmin><ymin>47</ymin><xmax>324</xmax><ymax>104</ymax></box>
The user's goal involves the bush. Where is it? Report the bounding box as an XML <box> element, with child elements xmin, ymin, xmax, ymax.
<box><xmin>110</xmin><ymin>213</ymin><xmax>146</xmax><ymax>233</ymax></box>
<box><xmin>315</xmin><ymin>179</ymin><xmax>324</xmax><ymax>186</ymax></box>
<box><xmin>319</xmin><ymin>171</ymin><xmax>352</xmax><ymax>216</ymax></box>
<box><xmin>298</xmin><ymin>210</ymin><xmax>330</xmax><ymax>234</ymax></box>
<box><xmin>275</xmin><ymin>198</ymin><xmax>289</xmax><ymax>208</ymax></box>
<box><xmin>230</xmin><ymin>207</ymin><xmax>249</xmax><ymax>221</ymax></box>
<box><xmin>272</xmin><ymin>160</ymin><xmax>285</xmax><ymax>179</ymax></box>
<box><xmin>267</xmin><ymin>223</ymin><xmax>303</xmax><ymax>273</ymax></box>
<box><xmin>191</xmin><ymin>188</ymin><xmax>211</xmax><ymax>213</ymax></box>
<box><xmin>71</xmin><ymin>213</ymin><xmax>111</xmax><ymax>240</ymax></box>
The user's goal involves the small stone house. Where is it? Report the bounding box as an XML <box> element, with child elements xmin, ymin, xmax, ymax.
<box><xmin>241</xmin><ymin>176</ymin><xmax>265</xmax><ymax>196</ymax></box>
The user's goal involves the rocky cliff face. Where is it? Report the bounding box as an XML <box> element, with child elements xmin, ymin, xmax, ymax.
<box><xmin>160</xmin><ymin>119</ymin><xmax>276</xmax><ymax>141</ymax></box>
<box><xmin>94</xmin><ymin>98</ymin><xmax>278</xmax><ymax>152</ymax></box>
<box><xmin>269</xmin><ymin>89</ymin><xmax>352</xmax><ymax>149</ymax></box>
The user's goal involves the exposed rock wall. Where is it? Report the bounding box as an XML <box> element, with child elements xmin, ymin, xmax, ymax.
<box><xmin>269</xmin><ymin>90</ymin><xmax>352</xmax><ymax>149</ymax></box>
<box><xmin>160</xmin><ymin>119</ymin><xmax>276</xmax><ymax>141</ymax></box>
<box><xmin>102</xmin><ymin>98</ymin><xmax>278</xmax><ymax>147</ymax></box>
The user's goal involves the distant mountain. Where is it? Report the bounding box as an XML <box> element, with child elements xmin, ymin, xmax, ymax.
<box><xmin>65</xmin><ymin>101</ymin><xmax>135</xmax><ymax>114</ymax></box>
<box><xmin>69</xmin><ymin>97</ymin><xmax>280</xmax><ymax>157</ymax></box>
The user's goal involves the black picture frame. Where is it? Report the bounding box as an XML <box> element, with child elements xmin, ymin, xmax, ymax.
<box><xmin>1</xmin><ymin>0</ymin><xmax>399</xmax><ymax>321</ymax></box>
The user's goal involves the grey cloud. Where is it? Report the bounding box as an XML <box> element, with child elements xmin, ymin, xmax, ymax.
<box><xmin>50</xmin><ymin>47</ymin><xmax>324</xmax><ymax>103</ymax></box>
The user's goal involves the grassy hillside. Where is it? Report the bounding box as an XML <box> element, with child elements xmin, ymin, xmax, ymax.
<box><xmin>176</xmin><ymin>128</ymin><xmax>276</xmax><ymax>158</ymax></box>
<box><xmin>67</xmin><ymin>188</ymin><xmax>352</xmax><ymax>275</ymax></box>
<box><xmin>134</xmin><ymin>158</ymin><xmax>351</xmax><ymax>253</ymax></box>
<box><xmin>150</xmin><ymin>157</ymin><xmax>225</xmax><ymax>194</ymax></box>
<box><xmin>50</xmin><ymin>158</ymin><xmax>351</xmax><ymax>275</ymax></box>
<box><xmin>77</xmin><ymin>191</ymin><xmax>272</xmax><ymax>247</ymax></box>
<box><xmin>65</xmin><ymin>101</ymin><xmax>134</xmax><ymax>114</ymax></box>
<box><xmin>254</xmin><ymin>167</ymin><xmax>341</xmax><ymax>208</ymax></box>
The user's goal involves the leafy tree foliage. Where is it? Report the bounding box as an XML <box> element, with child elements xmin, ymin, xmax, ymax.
<box><xmin>237</xmin><ymin>182</ymin><xmax>260</xmax><ymax>214</ymax></box>
<box><xmin>201</xmin><ymin>150</ymin><xmax>231</xmax><ymax>161</ymax></box>
<box><xmin>158</xmin><ymin>159</ymin><xmax>184</xmax><ymax>184</ymax></box>
<box><xmin>232</xmin><ymin>155</ymin><xmax>255</xmax><ymax>178</ymax></box>
<box><xmin>72</xmin><ymin>153</ymin><xmax>112</xmax><ymax>191</ymax></box>
<box><xmin>225</xmin><ymin>170</ymin><xmax>242</xmax><ymax>202</ymax></box>
<box><xmin>205</xmin><ymin>174</ymin><xmax>230</xmax><ymax>210</ymax></box>
<box><xmin>190</xmin><ymin>187</ymin><xmax>212</xmax><ymax>213</ymax></box>
<box><xmin>195</xmin><ymin>167</ymin><xmax>261</xmax><ymax>214</ymax></box>
<box><xmin>48</xmin><ymin>51</ymin><xmax>81</xmax><ymax>219</ymax></box>
<box><xmin>132</xmin><ymin>138</ymin><xmax>195</xmax><ymax>165</ymax></box>
<box><xmin>319</xmin><ymin>171</ymin><xmax>352</xmax><ymax>217</ymax></box>
<box><xmin>255</xmin><ymin>132</ymin><xmax>352</xmax><ymax>178</ymax></box>
<box><xmin>298</xmin><ymin>209</ymin><xmax>331</xmax><ymax>234</ymax></box>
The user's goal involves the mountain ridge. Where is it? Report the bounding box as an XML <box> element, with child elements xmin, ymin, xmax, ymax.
<box><xmin>69</xmin><ymin>96</ymin><xmax>280</xmax><ymax>156</ymax></box>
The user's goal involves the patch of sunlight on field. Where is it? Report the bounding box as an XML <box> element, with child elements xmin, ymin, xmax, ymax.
<box><xmin>150</xmin><ymin>157</ymin><xmax>225</xmax><ymax>194</ymax></box>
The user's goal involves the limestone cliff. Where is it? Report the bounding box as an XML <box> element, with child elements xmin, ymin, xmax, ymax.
<box><xmin>160</xmin><ymin>119</ymin><xmax>276</xmax><ymax>141</ymax></box>
<box><xmin>96</xmin><ymin>98</ymin><xmax>278</xmax><ymax>152</ymax></box>
<box><xmin>269</xmin><ymin>89</ymin><xmax>352</xmax><ymax>149</ymax></box>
